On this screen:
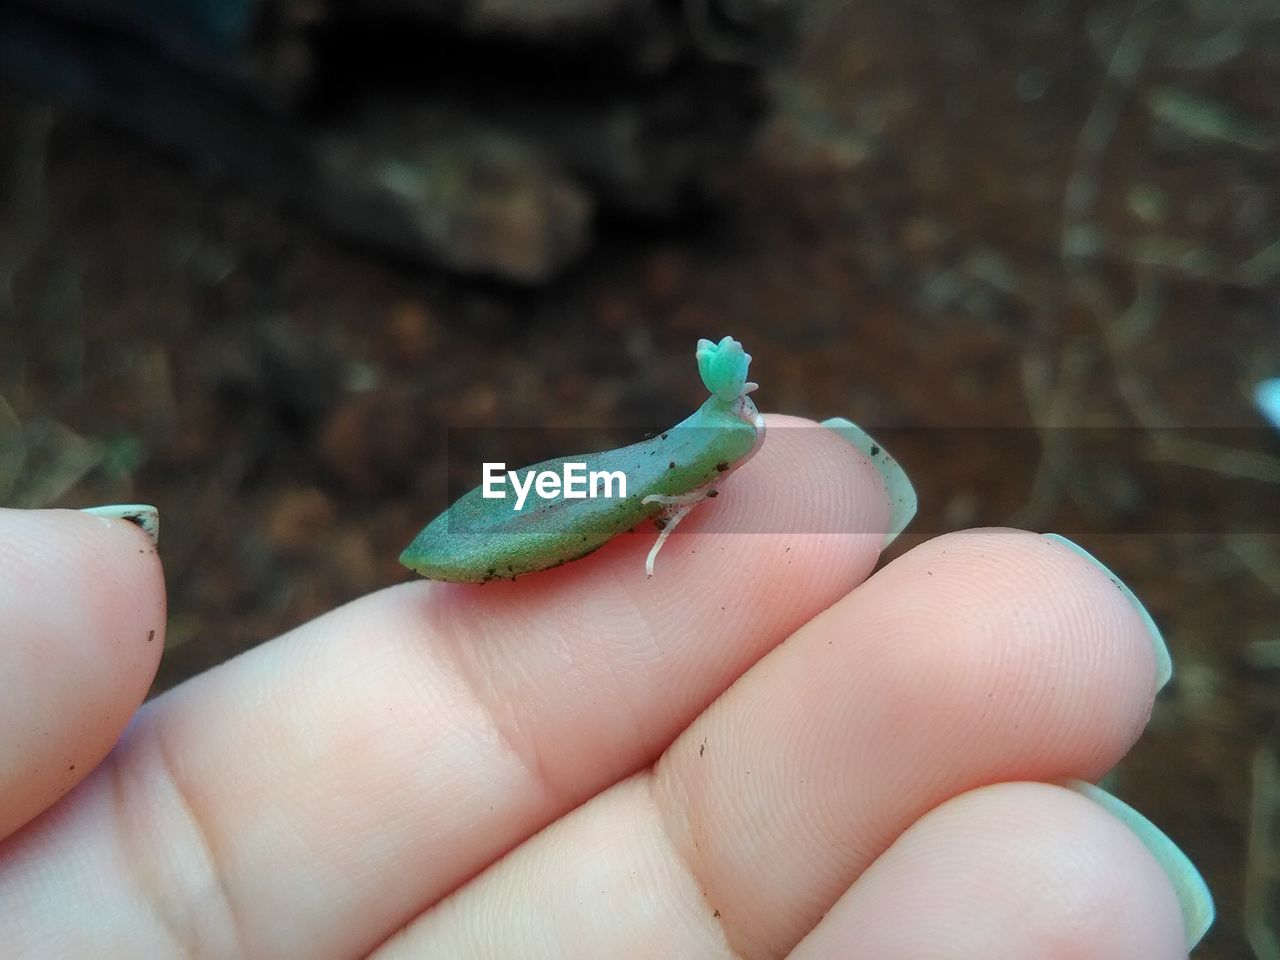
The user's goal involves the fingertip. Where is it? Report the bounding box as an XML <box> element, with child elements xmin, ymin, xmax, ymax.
<box><xmin>819</xmin><ymin>417</ymin><xmax>917</xmax><ymax>547</ymax></box>
<box><xmin>0</xmin><ymin>507</ymin><xmax>166</xmax><ymax>838</ymax></box>
<box><xmin>1061</xmin><ymin>779</ymin><xmax>1214</xmax><ymax>951</ymax></box>
<box><xmin>80</xmin><ymin>503</ymin><xmax>160</xmax><ymax>545</ymax></box>
<box><xmin>791</xmin><ymin>781</ymin><xmax>1189</xmax><ymax>960</ymax></box>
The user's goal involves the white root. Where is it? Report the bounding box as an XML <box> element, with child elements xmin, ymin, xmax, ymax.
<box><xmin>641</xmin><ymin>493</ymin><xmax>705</xmax><ymax>577</ymax></box>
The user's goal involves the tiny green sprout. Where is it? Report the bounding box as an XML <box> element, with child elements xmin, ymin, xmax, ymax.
<box><xmin>400</xmin><ymin>336</ymin><xmax>765</xmax><ymax>582</ymax></box>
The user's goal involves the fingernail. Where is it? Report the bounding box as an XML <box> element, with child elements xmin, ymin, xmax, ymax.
<box><xmin>81</xmin><ymin>504</ymin><xmax>160</xmax><ymax>545</ymax></box>
<box><xmin>820</xmin><ymin>417</ymin><xmax>917</xmax><ymax>548</ymax></box>
<box><xmin>1255</xmin><ymin>377</ymin><xmax>1280</xmax><ymax>433</ymax></box>
<box><xmin>1062</xmin><ymin>779</ymin><xmax>1214</xmax><ymax>951</ymax></box>
<box><xmin>1042</xmin><ymin>534</ymin><xmax>1171</xmax><ymax>691</ymax></box>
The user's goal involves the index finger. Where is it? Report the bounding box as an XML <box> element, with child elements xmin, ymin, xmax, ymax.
<box><xmin>1</xmin><ymin>415</ymin><xmax>906</xmax><ymax>959</ymax></box>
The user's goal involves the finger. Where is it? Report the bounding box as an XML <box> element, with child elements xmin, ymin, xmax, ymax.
<box><xmin>369</xmin><ymin>781</ymin><xmax>1192</xmax><ymax>960</ymax></box>
<box><xmin>364</xmin><ymin>529</ymin><xmax>1165</xmax><ymax>959</ymax></box>
<box><xmin>0</xmin><ymin>416</ymin><xmax>901</xmax><ymax>959</ymax></box>
<box><xmin>374</xmin><ymin>774</ymin><xmax>739</xmax><ymax>960</ymax></box>
<box><xmin>650</xmin><ymin>529</ymin><xmax>1164</xmax><ymax>957</ymax></box>
<box><xmin>0</xmin><ymin>507</ymin><xmax>164</xmax><ymax>840</ymax></box>
<box><xmin>788</xmin><ymin>781</ymin><xmax>1192</xmax><ymax>960</ymax></box>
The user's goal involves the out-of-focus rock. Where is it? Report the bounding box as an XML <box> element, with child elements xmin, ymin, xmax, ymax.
<box><xmin>0</xmin><ymin>0</ymin><xmax>800</xmax><ymax>282</ymax></box>
<box><xmin>314</xmin><ymin>123</ymin><xmax>593</xmax><ymax>283</ymax></box>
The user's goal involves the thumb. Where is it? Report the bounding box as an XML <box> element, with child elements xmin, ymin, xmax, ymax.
<box><xmin>0</xmin><ymin>506</ymin><xmax>165</xmax><ymax>840</ymax></box>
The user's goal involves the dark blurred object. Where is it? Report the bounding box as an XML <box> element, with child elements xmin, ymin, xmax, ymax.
<box><xmin>15</xmin><ymin>0</ymin><xmax>320</xmax><ymax>107</ymax></box>
<box><xmin>0</xmin><ymin>0</ymin><xmax>797</xmax><ymax>282</ymax></box>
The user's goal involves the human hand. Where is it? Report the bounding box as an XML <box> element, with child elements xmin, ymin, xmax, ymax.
<box><xmin>0</xmin><ymin>416</ymin><xmax>1212</xmax><ymax>958</ymax></box>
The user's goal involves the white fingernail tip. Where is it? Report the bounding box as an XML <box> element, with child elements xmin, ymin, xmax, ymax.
<box><xmin>1255</xmin><ymin>378</ymin><xmax>1280</xmax><ymax>433</ymax></box>
<box><xmin>81</xmin><ymin>504</ymin><xmax>159</xmax><ymax>545</ymax></box>
<box><xmin>1063</xmin><ymin>779</ymin><xmax>1215</xmax><ymax>951</ymax></box>
<box><xmin>821</xmin><ymin>417</ymin><xmax>917</xmax><ymax>548</ymax></box>
<box><xmin>1042</xmin><ymin>534</ymin><xmax>1172</xmax><ymax>692</ymax></box>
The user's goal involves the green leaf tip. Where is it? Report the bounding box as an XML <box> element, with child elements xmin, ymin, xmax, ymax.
<box><xmin>697</xmin><ymin>336</ymin><xmax>753</xmax><ymax>403</ymax></box>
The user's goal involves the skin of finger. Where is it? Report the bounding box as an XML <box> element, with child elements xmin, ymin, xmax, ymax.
<box><xmin>373</xmin><ymin>774</ymin><xmax>738</xmax><ymax>960</ymax></box>
<box><xmin>650</xmin><ymin>528</ymin><xmax>1159</xmax><ymax>959</ymax></box>
<box><xmin>369</xmin><ymin>780</ymin><xmax>1185</xmax><ymax>960</ymax></box>
<box><xmin>788</xmin><ymin>781</ymin><xmax>1187</xmax><ymax>960</ymax></box>
<box><xmin>0</xmin><ymin>417</ymin><xmax>890</xmax><ymax>959</ymax></box>
<box><xmin>0</xmin><ymin>508</ymin><xmax>165</xmax><ymax>840</ymax></box>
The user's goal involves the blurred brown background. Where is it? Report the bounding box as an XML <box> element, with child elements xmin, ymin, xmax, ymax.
<box><xmin>3</xmin><ymin>1</ymin><xmax>1279</xmax><ymax>956</ymax></box>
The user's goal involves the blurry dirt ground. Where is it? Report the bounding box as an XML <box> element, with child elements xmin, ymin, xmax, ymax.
<box><xmin>3</xmin><ymin>2</ymin><xmax>1280</xmax><ymax>956</ymax></box>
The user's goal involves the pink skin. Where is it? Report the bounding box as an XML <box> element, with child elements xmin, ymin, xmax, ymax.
<box><xmin>0</xmin><ymin>416</ymin><xmax>1186</xmax><ymax>959</ymax></box>
<box><xmin>0</xmin><ymin>509</ymin><xmax>164</xmax><ymax>840</ymax></box>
